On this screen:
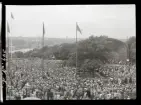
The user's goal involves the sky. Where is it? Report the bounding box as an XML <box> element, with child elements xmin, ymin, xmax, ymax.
<box><xmin>0</xmin><ymin>3</ymin><xmax>1</xmax><ymax>32</ymax></box>
<box><xmin>6</xmin><ymin>5</ymin><xmax>135</xmax><ymax>39</ymax></box>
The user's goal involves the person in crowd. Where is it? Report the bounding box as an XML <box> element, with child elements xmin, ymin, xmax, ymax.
<box><xmin>6</xmin><ymin>58</ymin><xmax>136</xmax><ymax>100</ymax></box>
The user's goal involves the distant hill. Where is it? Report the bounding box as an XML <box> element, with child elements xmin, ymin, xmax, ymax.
<box><xmin>19</xmin><ymin>37</ymin><xmax>128</xmax><ymax>61</ymax></box>
<box><xmin>118</xmin><ymin>39</ymin><xmax>127</xmax><ymax>42</ymax></box>
<box><xmin>6</xmin><ymin>37</ymin><xmax>85</xmax><ymax>51</ymax></box>
<box><xmin>7</xmin><ymin>36</ymin><xmax>128</xmax><ymax>60</ymax></box>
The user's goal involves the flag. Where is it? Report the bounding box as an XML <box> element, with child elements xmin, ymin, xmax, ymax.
<box><xmin>7</xmin><ymin>22</ymin><xmax>10</xmax><ymax>33</ymax></box>
<box><xmin>76</xmin><ymin>23</ymin><xmax>82</xmax><ymax>34</ymax></box>
<box><xmin>11</xmin><ymin>12</ymin><xmax>14</xmax><ymax>19</ymax></box>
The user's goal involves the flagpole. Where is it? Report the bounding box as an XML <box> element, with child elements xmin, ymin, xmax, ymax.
<box><xmin>10</xmin><ymin>17</ymin><xmax>13</xmax><ymax>61</ymax></box>
<box><xmin>7</xmin><ymin>23</ymin><xmax>11</xmax><ymax>100</ymax></box>
<box><xmin>7</xmin><ymin>31</ymin><xmax>10</xmax><ymax>70</ymax></box>
<box><xmin>7</xmin><ymin>22</ymin><xmax>9</xmax><ymax>99</ymax></box>
<box><xmin>76</xmin><ymin>22</ymin><xmax>78</xmax><ymax>78</ymax></box>
<box><xmin>10</xmin><ymin>36</ymin><xmax>12</xmax><ymax>60</ymax></box>
<box><xmin>42</xmin><ymin>22</ymin><xmax>44</xmax><ymax>76</ymax></box>
<box><xmin>10</xmin><ymin>12</ymin><xmax>15</xmax><ymax>64</ymax></box>
<box><xmin>10</xmin><ymin>12</ymin><xmax>14</xmax><ymax>99</ymax></box>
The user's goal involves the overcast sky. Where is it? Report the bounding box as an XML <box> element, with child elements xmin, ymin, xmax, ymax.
<box><xmin>6</xmin><ymin>5</ymin><xmax>135</xmax><ymax>39</ymax></box>
<box><xmin>0</xmin><ymin>3</ymin><xmax>1</xmax><ymax>31</ymax></box>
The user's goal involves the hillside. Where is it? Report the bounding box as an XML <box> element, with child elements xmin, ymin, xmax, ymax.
<box><xmin>6</xmin><ymin>37</ymin><xmax>84</xmax><ymax>51</ymax></box>
<box><xmin>6</xmin><ymin>36</ymin><xmax>126</xmax><ymax>51</ymax></box>
<box><xmin>12</xmin><ymin>36</ymin><xmax>129</xmax><ymax>62</ymax></box>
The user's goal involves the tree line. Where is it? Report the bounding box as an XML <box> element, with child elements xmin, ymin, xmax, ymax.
<box><xmin>12</xmin><ymin>35</ymin><xmax>136</xmax><ymax>74</ymax></box>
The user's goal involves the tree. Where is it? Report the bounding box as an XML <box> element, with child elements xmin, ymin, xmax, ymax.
<box><xmin>126</xmin><ymin>36</ymin><xmax>136</xmax><ymax>63</ymax></box>
<box><xmin>77</xmin><ymin>35</ymin><xmax>111</xmax><ymax>63</ymax></box>
<box><xmin>53</xmin><ymin>43</ymin><xmax>75</xmax><ymax>60</ymax></box>
<box><xmin>80</xmin><ymin>59</ymin><xmax>103</xmax><ymax>77</ymax></box>
<box><xmin>14</xmin><ymin>51</ymin><xmax>24</xmax><ymax>58</ymax></box>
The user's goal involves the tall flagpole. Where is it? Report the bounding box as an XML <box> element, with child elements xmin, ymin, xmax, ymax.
<box><xmin>7</xmin><ymin>30</ymin><xmax>10</xmax><ymax>71</ymax></box>
<box><xmin>8</xmin><ymin>33</ymin><xmax>10</xmax><ymax>100</ymax></box>
<box><xmin>10</xmin><ymin>17</ymin><xmax>13</xmax><ymax>61</ymax></box>
<box><xmin>76</xmin><ymin>22</ymin><xmax>78</xmax><ymax>78</ymax></box>
<box><xmin>7</xmin><ymin>22</ymin><xmax>11</xmax><ymax>100</ymax></box>
<box><xmin>10</xmin><ymin>13</ymin><xmax>14</xmax><ymax>99</ymax></box>
<box><xmin>7</xmin><ymin>22</ymin><xmax>10</xmax><ymax>71</ymax></box>
<box><xmin>10</xmin><ymin>12</ymin><xmax>15</xmax><ymax>63</ymax></box>
<box><xmin>127</xmin><ymin>36</ymin><xmax>129</xmax><ymax>62</ymax></box>
<box><xmin>42</xmin><ymin>22</ymin><xmax>45</xmax><ymax>76</ymax></box>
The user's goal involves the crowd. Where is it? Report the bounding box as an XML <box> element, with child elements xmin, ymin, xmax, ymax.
<box><xmin>6</xmin><ymin>58</ymin><xmax>136</xmax><ymax>100</ymax></box>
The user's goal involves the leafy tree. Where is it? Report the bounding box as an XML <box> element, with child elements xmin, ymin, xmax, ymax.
<box><xmin>14</xmin><ymin>51</ymin><xmax>24</xmax><ymax>58</ymax></box>
<box><xmin>77</xmin><ymin>35</ymin><xmax>111</xmax><ymax>63</ymax></box>
<box><xmin>126</xmin><ymin>36</ymin><xmax>136</xmax><ymax>63</ymax></box>
<box><xmin>53</xmin><ymin>43</ymin><xmax>75</xmax><ymax>60</ymax></box>
<box><xmin>80</xmin><ymin>59</ymin><xmax>103</xmax><ymax>77</ymax></box>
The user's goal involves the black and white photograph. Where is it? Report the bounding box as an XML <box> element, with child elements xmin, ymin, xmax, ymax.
<box><xmin>6</xmin><ymin>5</ymin><xmax>136</xmax><ymax>100</ymax></box>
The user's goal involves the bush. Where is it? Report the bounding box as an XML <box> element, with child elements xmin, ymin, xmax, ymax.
<box><xmin>81</xmin><ymin>59</ymin><xmax>103</xmax><ymax>73</ymax></box>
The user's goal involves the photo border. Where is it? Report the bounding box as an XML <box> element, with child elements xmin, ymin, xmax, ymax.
<box><xmin>1</xmin><ymin>1</ymin><xmax>138</xmax><ymax>105</ymax></box>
